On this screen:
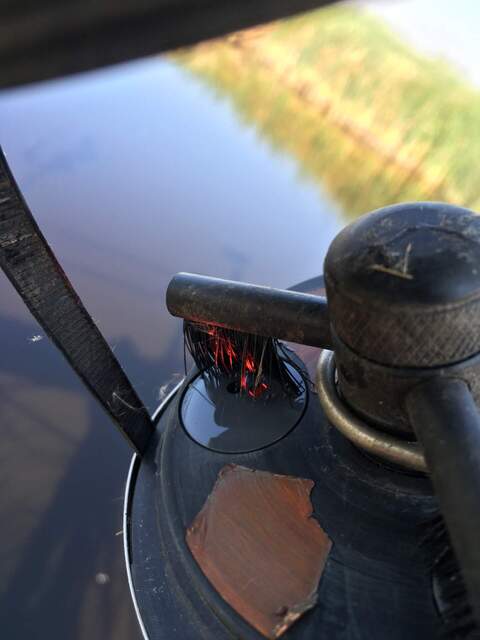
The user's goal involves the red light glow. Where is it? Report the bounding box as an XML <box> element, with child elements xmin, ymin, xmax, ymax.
<box><xmin>203</xmin><ymin>325</ymin><xmax>269</xmax><ymax>398</ymax></box>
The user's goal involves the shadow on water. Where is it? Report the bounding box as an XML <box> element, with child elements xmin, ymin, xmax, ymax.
<box><xmin>0</xmin><ymin>312</ymin><xmax>183</xmax><ymax>640</ymax></box>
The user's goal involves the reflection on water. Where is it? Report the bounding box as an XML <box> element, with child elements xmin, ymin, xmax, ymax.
<box><xmin>178</xmin><ymin>5</ymin><xmax>480</xmax><ymax>217</ymax></box>
<box><xmin>0</xmin><ymin>313</ymin><xmax>142</xmax><ymax>639</ymax></box>
<box><xmin>0</xmin><ymin>59</ymin><xmax>341</xmax><ymax>366</ymax></box>
<box><xmin>0</xmin><ymin>58</ymin><xmax>341</xmax><ymax>639</ymax></box>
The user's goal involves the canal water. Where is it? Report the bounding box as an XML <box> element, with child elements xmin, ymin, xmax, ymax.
<box><xmin>0</xmin><ymin>58</ymin><xmax>342</xmax><ymax>639</ymax></box>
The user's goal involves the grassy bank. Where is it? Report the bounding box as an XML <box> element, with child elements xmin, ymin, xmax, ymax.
<box><xmin>174</xmin><ymin>5</ymin><xmax>480</xmax><ymax>218</ymax></box>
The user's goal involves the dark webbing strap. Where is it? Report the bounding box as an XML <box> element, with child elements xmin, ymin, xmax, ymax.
<box><xmin>0</xmin><ymin>148</ymin><xmax>153</xmax><ymax>453</ymax></box>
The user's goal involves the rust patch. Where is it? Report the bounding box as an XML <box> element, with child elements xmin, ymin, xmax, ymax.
<box><xmin>186</xmin><ymin>464</ymin><xmax>332</xmax><ymax>638</ymax></box>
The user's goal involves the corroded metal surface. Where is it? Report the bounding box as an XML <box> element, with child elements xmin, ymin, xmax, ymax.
<box><xmin>186</xmin><ymin>464</ymin><xmax>332</xmax><ymax>639</ymax></box>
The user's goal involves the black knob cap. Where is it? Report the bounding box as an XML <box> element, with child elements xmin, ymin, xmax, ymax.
<box><xmin>325</xmin><ymin>202</ymin><xmax>480</xmax><ymax>368</ymax></box>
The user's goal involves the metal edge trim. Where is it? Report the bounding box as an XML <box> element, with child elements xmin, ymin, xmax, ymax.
<box><xmin>123</xmin><ymin>379</ymin><xmax>185</xmax><ymax>640</ymax></box>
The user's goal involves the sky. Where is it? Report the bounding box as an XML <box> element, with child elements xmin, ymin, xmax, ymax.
<box><xmin>357</xmin><ymin>0</ymin><xmax>480</xmax><ymax>86</ymax></box>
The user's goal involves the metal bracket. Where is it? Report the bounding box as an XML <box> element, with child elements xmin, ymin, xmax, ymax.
<box><xmin>316</xmin><ymin>350</ymin><xmax>427</xmax><ymax>473</ymax></box>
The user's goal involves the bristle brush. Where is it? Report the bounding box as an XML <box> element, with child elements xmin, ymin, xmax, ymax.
<box><xmin>183</xmin><ymin>320</ymin><xmax>305</xmax><ymax>400</ymax></box>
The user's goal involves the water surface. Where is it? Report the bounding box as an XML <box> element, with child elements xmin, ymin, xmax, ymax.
<box><xmin>0</xmin><ymin>58</ymin><xmax>341</xmax><ymax>639</ymax></box>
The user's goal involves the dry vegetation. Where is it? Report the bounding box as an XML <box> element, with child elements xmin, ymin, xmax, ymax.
<box><xmin>174</xmin><ymin>5</ymin><xmax>480</xmax><ymax>218</ymax></box>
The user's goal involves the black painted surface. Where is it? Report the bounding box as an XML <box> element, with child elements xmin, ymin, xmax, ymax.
<box><xmin>325</xmin><ymin>203</ymin><xmax>480</xmax><ymax>368</ymax></box>
<box><xmin>407</xmin><ymin>378</ymin><xmax>480</xmax><ymax>627</ymax></box>
<box><xmin>129</xmin><ymin>361</ymin><xmax>442</xmax><ymax>639</ymax></box>
<box><xmin>180</xmin><ymin>363</ymin><xmax>307</xmax><ymax>453</ymax></box>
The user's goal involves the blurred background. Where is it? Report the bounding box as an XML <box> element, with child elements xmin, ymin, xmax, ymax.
<box><xmin>0</xmin><ymin>0</ymin><xmax>478</xmax><ymax>637</ymax></box>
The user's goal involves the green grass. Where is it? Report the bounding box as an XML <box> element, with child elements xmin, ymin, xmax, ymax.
<box><xmin>174</xmin><ymin>5</ymin><xmax>480</xmax><ymax>218</ymax></box>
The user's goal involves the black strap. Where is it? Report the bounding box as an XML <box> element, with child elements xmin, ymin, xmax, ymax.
<box><xmin>0</xmin><ymin>147</ymin><xmax>153</xmax><ymax>453</ymax></box>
